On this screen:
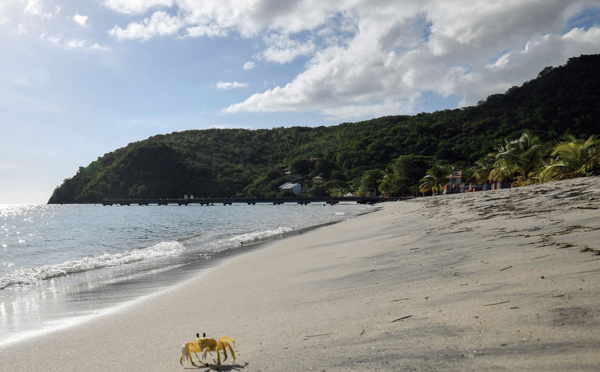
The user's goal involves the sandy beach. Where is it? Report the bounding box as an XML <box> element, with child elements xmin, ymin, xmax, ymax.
<box><xmin>2</xmin><ymin>177</ymin><xmax>600</xmax><ymax>371</ymax></box>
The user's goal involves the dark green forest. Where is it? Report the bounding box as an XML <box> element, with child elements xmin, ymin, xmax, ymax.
<box><xmin>48</xmin><ymin>54</ymin><xmax>600</xmax><ymax>204</ymax></box>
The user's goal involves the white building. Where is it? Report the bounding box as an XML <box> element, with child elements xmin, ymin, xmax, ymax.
<box><xmin>279</xmin><ymin>182</ymin><xmax>302</xmax><ymax>195</ymax></box>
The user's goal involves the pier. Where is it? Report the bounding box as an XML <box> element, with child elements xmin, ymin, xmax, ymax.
<box><xmin>101</xmin><ymin>196</ymin><xmax>403</xmax><ymax>206</ymax></box>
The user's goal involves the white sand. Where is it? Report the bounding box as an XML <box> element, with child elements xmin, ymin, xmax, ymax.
<box><xmin>1</xmin><ymin>177</ymin><xmax>599</xmax><ymax>371</ymax></box>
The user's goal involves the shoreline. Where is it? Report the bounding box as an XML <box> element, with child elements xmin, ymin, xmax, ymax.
<box><xmin>1</xmin><ymin>177</ymin><xmax>599</xmax><ymax>371</ymax></box>
<box><xmin>0</xmin><ymin>202</ymin><xmax>377</xmax><ymax>349</ymax></box>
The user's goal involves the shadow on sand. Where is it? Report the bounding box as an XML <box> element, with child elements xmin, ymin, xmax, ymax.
<box><xmin>183</xmin><ymin>362</ymin><xmax>249</xmax><ymax>371</ymax></box>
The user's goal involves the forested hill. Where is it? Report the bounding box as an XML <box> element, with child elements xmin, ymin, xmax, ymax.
<box><xmin>49</xmin><ymin>54</ymin><xmax>600</xmax><ymax>204</ymax></box>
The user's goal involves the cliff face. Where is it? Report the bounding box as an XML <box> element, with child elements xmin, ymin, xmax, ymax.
<box><xmin>48</xmin><ymin>55</ymin><xmax>600</xmax><ymax>204</ymax></box>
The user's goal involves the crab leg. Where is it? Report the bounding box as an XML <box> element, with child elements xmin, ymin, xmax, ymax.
<box><xmin>220</xmin><ymin>336</ymin><xmax>235</xmax><ymax>348</ymax></box>
<box><xmin>219</xmin><ymin>341</ymin><xmax>229</xmax><ymax>362</ymax></box>
<box><xmin>222</xmin><ymin>341</ymin><xmax>235</xmax><ymax>363</ymax></box>
<box><xmin>202</xmin><ymin>349</ymin><xmax>209</xmax><ymax>364</ymax></box>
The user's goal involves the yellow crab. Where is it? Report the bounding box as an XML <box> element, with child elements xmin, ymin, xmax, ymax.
<box><xmin>180</xmin><ymin>333</ymin><xmax>236</xmax><ymax>369</ymax></box>
<box><xmin>180</xmin><ymin>333</ymin><xmax>204</xmax><ymax>367</ymax></box>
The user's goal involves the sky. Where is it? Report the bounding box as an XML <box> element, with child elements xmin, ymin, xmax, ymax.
<box><xmin>1</xmin><ymin>1</ymin><xmax>600</xmax><ymax>204</ymax></box>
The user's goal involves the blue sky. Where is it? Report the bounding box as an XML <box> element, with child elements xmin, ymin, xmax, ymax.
<box><xmin>1</xmin><ymin>0</ymin><xmax>600</xmax><ymax>204</ymax></box>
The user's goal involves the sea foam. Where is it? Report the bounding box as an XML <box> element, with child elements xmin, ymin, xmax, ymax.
<box><xmin>0</xmin><ymin>241</ymin><xmax>185</xmax><ymax>290</ymax></box>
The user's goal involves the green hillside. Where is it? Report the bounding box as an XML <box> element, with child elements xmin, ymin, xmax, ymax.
<box><xmin>48</xmin><ymin>54</ymin><xmax>600</xmax><ymax>204</ymax></box>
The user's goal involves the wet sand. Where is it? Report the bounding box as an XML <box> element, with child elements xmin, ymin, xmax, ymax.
<box><xmin>1</xmin><ymin>177</ymin><xmax>599</xmax><ymax>371</ymax></box>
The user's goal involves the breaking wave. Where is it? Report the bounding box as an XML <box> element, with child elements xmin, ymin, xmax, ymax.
<box><xmin>202</xmin><ymin>226</ymin><xmax>294</xmax><ymax>252</ymax></box>
<box><xmin>0</xmin><ymin>241</ymin><xmax>185</xmax><ymax>290</ymax></box>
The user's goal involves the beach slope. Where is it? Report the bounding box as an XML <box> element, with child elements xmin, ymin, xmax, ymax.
<box><xmin>2</xmin><ymin>177</ymin><xmax>600</xmax><ymax>371</ymax></box>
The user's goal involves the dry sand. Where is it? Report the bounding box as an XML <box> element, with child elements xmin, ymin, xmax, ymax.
<box><xmin>1</xmin><ymin>177</ymin><xmax>600</xmax><ymax>371</ymax></box>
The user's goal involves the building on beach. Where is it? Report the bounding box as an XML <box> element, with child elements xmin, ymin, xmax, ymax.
<box><xmin>279</xmin><ymin>182</ymin><xmax>302</xmax><ymax>195</ymax></box>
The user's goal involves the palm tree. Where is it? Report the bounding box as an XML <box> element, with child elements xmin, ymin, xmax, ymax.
<box><xmin>539</xmin><ymin>135</ymin><xmax>600</xmax><ymax>181</ymax></box>
<box><xmin>419</xmin><ymin>164</ymin><xmax>450</xmax><ymax>195</ymax></box>
<box><xmin>489</xmin><ymin>131</ymin><xmax>545</xmax><ymax>186</ymax></box>
<box><xmin>469</xmin><ymin>152</ymin><xmax>497</xmax><ymax>190</ymax></box>
<box><xmin>358</xmin><ymin>169</ymin><xmax>384</xmax><ymax>196</ymax></box>
<box><xmin>471</xmin><ymin>152</ymin><xmax>496</xmax><ymax>184</ymax></box>
<box><xmin>378</xmin><ymin>173</ymin><xmax>398</xmax><ymax>196</ymax></box>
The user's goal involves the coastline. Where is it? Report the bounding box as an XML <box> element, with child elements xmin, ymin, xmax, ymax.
<box><xmin>2</xmin><ymin>177</ymin><xmax>599</xmax><ymax>371</ymax></box>
<box><xmin>0</xmin><ymin>202</ymin><xmax>374</xmax><ymax>349</ymax></box>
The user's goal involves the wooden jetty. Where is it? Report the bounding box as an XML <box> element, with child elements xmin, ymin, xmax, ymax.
<box><xmin>101</xmin><ymin>196</ymin><xmax>403</xmax><ymax>206</ymax></box>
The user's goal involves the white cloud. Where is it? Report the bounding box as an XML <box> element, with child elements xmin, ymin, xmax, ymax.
<box><xmin>216</xmin><ymin>81</ymin><xmax>249</xmax><ymax>90</ymax></box>
<box><xmin>105</xmin><ymin>0</ymin><xmax>341</xmax><ymax>40</ymax></box>
<box><xmin>211</xmin><ymin>124</ymin><xmax>250</xmax><ymax>129</ymax></box>
<box><xmin>459</xmin><ymin>25</ymin><xmax>600</xmax><ymax>107</ymax></box>
<box><xmin>40</xmin><ymin>34</ymin><xmax>111</xmax><ymax>52</ymax></box>
<box><xmin>104</xmin><ymin>0</ymin><xmax>600</xmax><ymax>120</ymax></box>
<box><xmin>66</xmin><ymin>39</ymin><xmax>86</xmax><ymax>49</ymax></box>
<box><xmin>102</xmin><ymin>0</ymin><xmax>174</xmax><ymax>15</ymax></box>
<box><xmin>109</xmin><ymin>10</ymin><xmax>183</xmax><ymax>41</ymax></box>
<box><xmin>243</xmin><ymin>61</ymin><xmax>255</xmax><ymax>70</ymax></box>
<box><xmin>89</xmin><ymin>43</ymin><xmax>112</xmax><ymax>52</ymax></box>
<box><xmin>21</xmin><ymin>0</ymin><xmax>56</xmax><ymax>20</ymax></box>
<box><xmin>257</xmin><ymin>34</ymin><xmax>316</xmax><ymax>64</ymax></box>
<box><xmin>186</xmin><ymin>23</ymin><xmax>227</xmax><ymax>38</ymax></box>
<box><xmin>563</xmin><ymin>25</ymin><xmax>600</xmax><ymax>44</ymax></box>
<box><xmin>46</xmin><ymin>35</ymin><xmax>61</xmax><ymax>45</ymax></box>
<box><xmin>73</xmin><ymin>13</ymin><xmax>88</xmax><ymax>27</ymax></box>
<box><xmin>23</xmin><ymin>0</ymin><xmax>42</xmax><ymax>16</ymax></box>
<box><xmin>322</xmin><ymin>97</ymin><xmax>420</xmax><ymax>121</ymax></box>
<box><xmin>17</xmin><ymin>23</ymin><xmax>27</xmax><ymax>34</ymax></box>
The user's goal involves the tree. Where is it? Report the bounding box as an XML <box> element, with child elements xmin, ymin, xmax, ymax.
<box><xmin>378</xmin><ymin>173</ymin><xmax>397</xmax><ymax>196</ymax></box>
<box><xmin>313</xmin><ymin>158</ymin><xmax>336</xmax><ymax>178</ymax></box>
<box><xmin>390</xmin><ymin>155</ymin><xmax>432</xmax><ymax>194</ymax></box>
<box><xmin>289</xmin><ymin>158</ymin><xmax>311</xmax><ymax>175</ymax></box>
<box><xmin>489</xmin><ymin>131</ymin><xmax>545</xmax><ymax>186</ymax></box>
<box><xmin>470</xmin><ymin>152</ymin><xmax>496</xmax><ymax>183</ymax></box>
<box><xmin>419</xmin><ymin>164</ymin><xmax>451</xmax><ymax>195</ymax></box>
<box><xmin>539</xmin><ymin>135</ymin><xmax>600</xmax><ymax>181</ymax></box>
<box><xmin>358</xmin><ymin>169</ymin><xmax>384</xmax><ymax>196</ymax></box>
<box><xmin>324</xmin><ymin>180</ymin><xmax>348</xmax><ymax>196</ymax></box>
<box><xmin>308</xmin><ymin>183</ymin><xmax>328</xmax><ymax>197</ymax></box>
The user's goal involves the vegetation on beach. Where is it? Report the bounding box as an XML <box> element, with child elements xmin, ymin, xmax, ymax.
<box><xmin>539</xmin><ymin>136</ymin><xmax>600</xmax><ymax>181</ymax></box>
<box><xmin>419</xmin><ymin>133</ymin><xmax>600</xmax><ymax>194</ymax></box>
<box><xmin>48</xmin><ymin>55</ymin><xmax>600</xmax><ymax>204</ymax></box>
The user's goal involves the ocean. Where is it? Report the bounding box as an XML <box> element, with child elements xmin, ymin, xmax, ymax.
<box><xmin>0</xmin><ymin>202</ymin><xmax>374</xmax><ymax>347</ymax></box>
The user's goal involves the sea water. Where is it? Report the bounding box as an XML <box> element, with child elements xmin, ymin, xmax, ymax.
<box><xmin>0</xmin><ymin>202</ymin><xmax>373</xmax><ymax>347</ymax></box>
